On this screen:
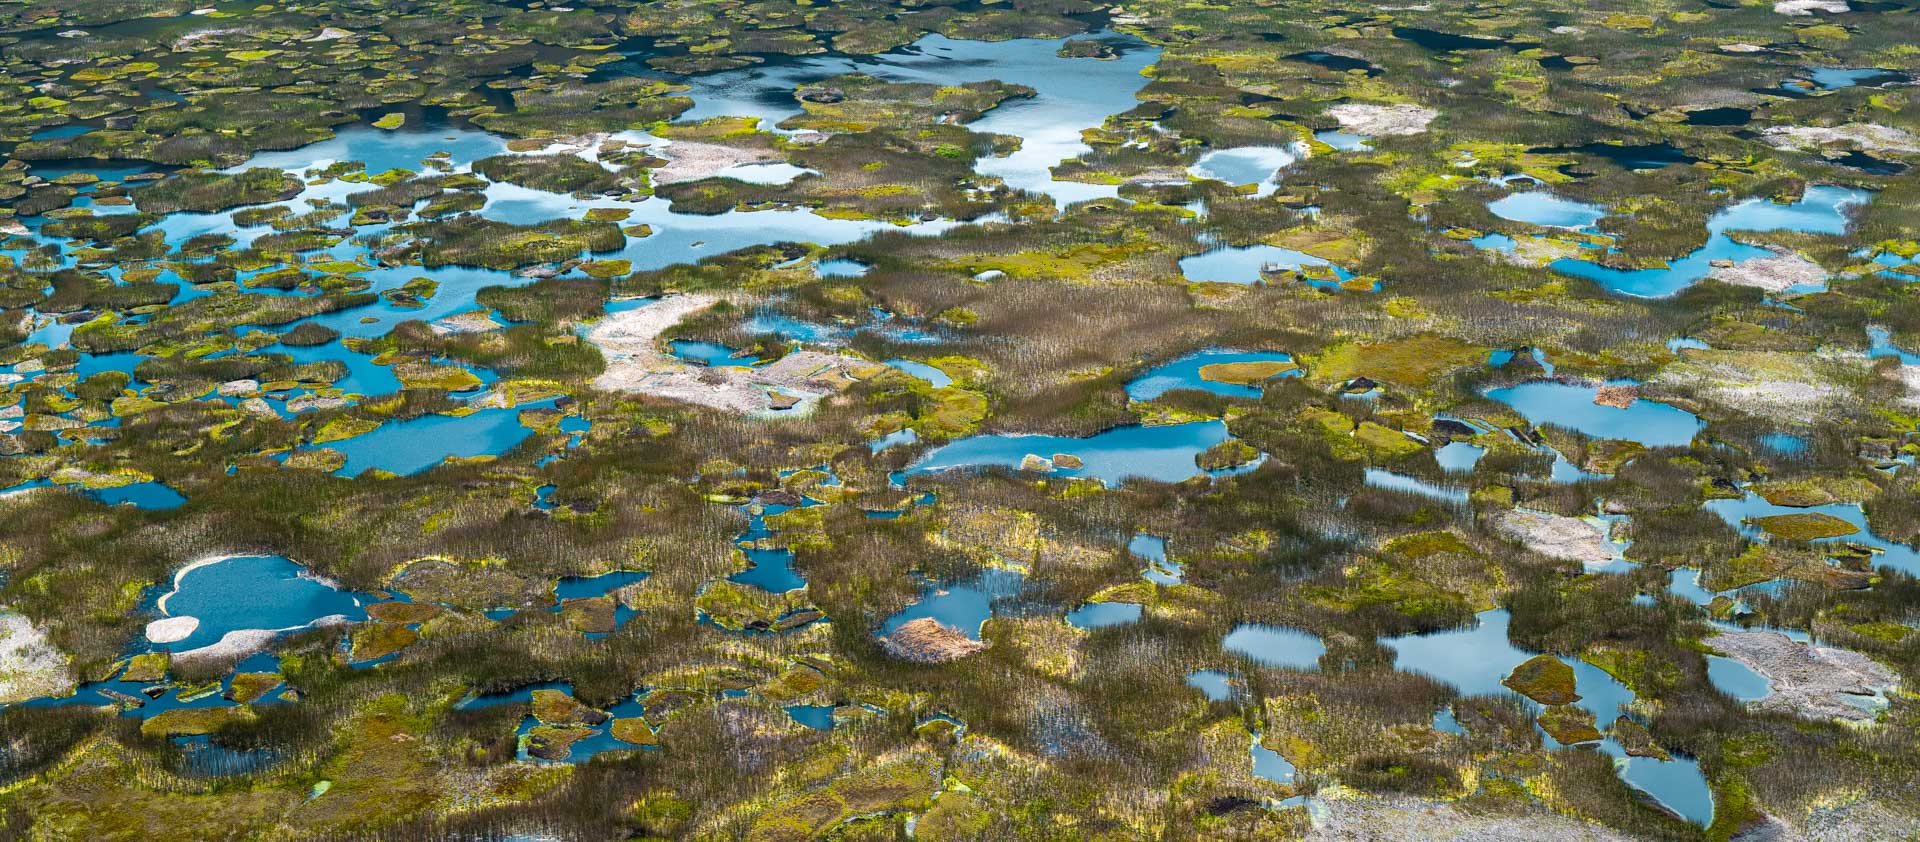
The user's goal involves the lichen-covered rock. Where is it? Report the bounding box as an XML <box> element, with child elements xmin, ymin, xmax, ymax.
<box><xmin>881</xmin><ymin>617</ymin><xmax>988</xmax><ymax>663</ymax></box>
<box><xmin>1707</xmin><ymin>631</ymin><xmax>1899</xmax><ymax>723</ymax></box>
<box><xmin>0</xmin><ymin>610</ymin><xmax>75</xmax><ymax>704</ymax></box>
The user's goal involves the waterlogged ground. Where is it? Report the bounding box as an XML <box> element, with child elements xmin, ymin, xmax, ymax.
<box><xmin>0</xmin><ymin>0</ymin><xmax>1918</xmax><ymax>839</ymax></box>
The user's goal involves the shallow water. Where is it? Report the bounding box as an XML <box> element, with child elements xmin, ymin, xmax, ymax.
<box><xmin>1187</xmin><ymin>669</ymin><xmax>1234</xmax><ymax>701</ymax></box>
<box><xmin>149</xmin><ymin>555</ymin><xmax>373</xmax><ymax>654</ymax></box>
<box><xmin>884</xmin><ymin>358</ymin><xmax>953</xmax><ymax>389</ymax></box>
<box><xmin>894</xmin><ymin>420</ymin><xmax>1256</xmax><ymax>487</ymax></box>
<box><xmin>1384</xmin><ymin>610</ymin><xmax>1714</xmax><ymax>825</ymax></box>
<box><xmin>1125</xmin><ymin>348</ymin><xmax>1298</xmax><ymax>401</ymax></box>
<box><xmin>316</xmin><ymin>400</ymin><xmax>550</xmax><ymax>476</ymax></box>
<box><xmin>1435</xmin><ymin>441</ymin><xmax>1486</xmax><ymax>473</ymax></box>
<box><xmin>1706</xmin><ymin>654</ymin><xmax>1772</xmax><ymax>701</ymax></box>
<box><xmin>1179</xmin><ymin>244</ymin><xmax>1354</xmax><ymax>287</ymax></box>
<box><xmin>1703</xmin><ymin>491</ymin><xmax>1920</xmax><ymax>576</ymax></box>
<box><xmin>1190</xmin><ymin>146</ymin><xmax>1305</xmax><ymax>198</ymax></box>
<box><xmin>1066</xmin><ymin>601</ymin><xmax>1142</xmax><ymax>629</ymax></box>
<box><xmin>1363</xmin><ymin>468</ymin><xmax>1469</xmax><ymax>505</ymax></box>
<box><xmin>1485</xmin><ymin>380</ymin><xmax>1702</xmax><ymax>448</ymax></box>
<box><xmin>1221</xmin><ymin>624</ymin><xmax>1326</xmax><ymax>670</ymax></box>
<box><xmin>1540</xmin><ymin>185</ymin><xmax>1870</xmax><ymax>297</ymax></box>
<box><xmin>1487</xmin><ymin>192</ymin><xmax>1607</xmax><ymax>230</ymax></box>
<box><xmin>879</xmin><ymin>567</ymin><xmax>1027</xmax><ymax>640</ymax></box>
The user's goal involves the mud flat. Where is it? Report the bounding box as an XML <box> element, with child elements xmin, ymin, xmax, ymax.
<box><xmin>0</xmin><ymin>609</ymin><xmax>74</xmax><ymax>704</ymax></box>
<box><xmin>1706</xmin><ymin>630</ymin><xmax>1899</xmax><ymax>723</ymax></box>
<box><xmin>588</xmin><ymin>295</ymin><xmax>872</xmax><ymax>416</ymax></box>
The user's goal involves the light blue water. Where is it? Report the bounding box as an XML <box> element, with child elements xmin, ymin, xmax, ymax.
<box><xmin>661</xmin><ymin>32</ymin><xmax>1159</xmax><ymax>205</ymax></box>
<box><xmin>1190</xmin><ymin>146</ymin><xmax>1304</xmax><ymax>198</ymax></box>
<box><xmin>894</xmin><ymin>420</ymin><xmax>1257</xmax><ymax>487</ymax></box>
<box><xmin>1485</xmin><ymin>381</ymin><xmax>1702</xmax><ymax>448</ymax></box>
<box><xmin>885</xmin><ymin>358</ymin><xmax>953</xmax><ymax>388</ymax></box>
<box><xmin>1801</xmin><ymin>67</ymin><xmax>1906</xmax><ymax>90</ymax></box>
<box><xmin>1383</xmin><ymin>609</ymin><xmax>1714</xmax><ymax>825</ymax></box>
<box><xmin>785</xmin><ymin>704</ymin><xmax>836</xmax><ymax>730</ymax></box>
<box><xmin>879</xmin><ymin>568</ymin><xmax>1027</xmax><ymax>640</ymax></box>
<box><xmin>317</xmin><ymin>400</ymin><xmax>550</xmax><ymax>476</ymax></box>
<box><xmin>1363</xmin><ymin>468</ymin><xmax>1469</xmax><ymax>505</ymax></box>
<box><xmin>1541</xmin><ymin>185</ymin><xmax>1870</xmax><ymax>297</ymax></box>
<box><xmin>728</xmin><ymin>502</ymin><xmax>809</xmax><ymax>593</ymax></box>
<box><xmin>1251</xmin><ymin>734</ymin><xmax>1297</xmax><ymax>784</ymax></box>
<box><xmin>1065</xmin><ymin>601</ymin><xmax>1142</xmax><ymax>629</ymax></box>
<box><xmin>1706</xmin><ymin>655</ymin><xmax>1772</xmax><ymax>701</ymax></box>
<box><xmin>88</xmin><ymin>481</ymin><xmax>187</xmax><ymax>509</ymax></box>
<box><xmin>1124</xmin><ymin>348</ymin><xmax>1297</xmax><ymax>401</ymax></box>
<box><xmin>1314</xmin><ymin>130</ymin><xmax>1372</xmax><ymax>151</ymax></box>
<box><xmin>1488</xmin><ymin>192</ymin><xmax>1607</xmax><ymax>229</ymax></box>
<box><xmin>1758</xmin><ymin>433</ymin><xmax>1808</xmax><ymax>456</ymax></box>
<box><xmin>150</xmin><ymin>555</ymin><xmax>373</xmax><ymax>654</ymax></box>
<box><xmin>1132</xmin><ymin>534</ymin><xmax>1184</xmax><ymax>585</ymax></box>
<box><xmin>1222</xmin><ymin>624</ymin><xmax>1326</xmax><ymax>670</ymax></box>
<box><xmin>1435</xmin><ymin>441</ymin><xmax>1486</xmax><ymax>473</ymax></box>
<box><xmin>1704</xmin><ymin>491</ymin><xmax>1920</xmax><ymax>576</ymax></box>
<box><xmin>815</xmin><ymin>259</ymin><xmax>870</xmax><ymax>278</ymax></box>
<box><xmin>870</xmin><ymin>427</ymin><xmax>920</xmax><ymax>453</ymax></box>
<box><xmin>670</xmin><ymin>340</ymin><xmax>759</xmax><ymax>367</ymax></box>
<box><xmin>1867</xmin><ymin>326</ymin><xmax>1920</xmax><ymax>364</ymax></box>
<box><xmin>1179</xmin><ymin>244</ymin><xmax>1355</xmax><ymax>287</ymax></box>
<box><xmin>1186</xmin><ymin>669</ymin><xmax>1234</xmax><ymax>701</ymax></box>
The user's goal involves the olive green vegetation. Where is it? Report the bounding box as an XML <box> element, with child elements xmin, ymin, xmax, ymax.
<box><xmin>2</xmin><ymin>0</ymin><xmax>1920</xmax><ymax>839</ymax></box>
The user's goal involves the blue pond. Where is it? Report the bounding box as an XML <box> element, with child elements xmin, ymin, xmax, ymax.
<box><xmin>815</xmin><ymin>259</ymin><xmax>870</xmax><ymax>278</ymax></box>
<box><xmin>885</xmin><ymin>358</ymin><xmax>953</xmax><ymax>389</ymax></box>
<box><xmin>90</xmin><ymin>481</ymin><xmax>188</xmax><ymax>509</ymax></box>
<box><xmin>1251</xmin><ymin>734</ymin><xmax>1297</xmax><ymax>784</ymax></box>
<box><xmin>1384</xmin><ymin>610</ymin><xmax>1714</xmax><ymax>826</ymax></box>
<box><xmin>1222</xmin><ymin>624</ymin><xmax>1326</xmax><ymax>670</ymax></box>
<box><xmin>1706</xmin><ymin>655</ymin><xmax>1772</xmax><ymax>702</ymax></box>
<box><xmin>1436</xmin><ymin>441</ymin><xmax>1486</xmax><ymax>473</ymax></box>
<box><xmin>1704</xmin><ymin>491</ymin><xmax>1920</xmax><ymax>576</ymax></box>
<box><xmin>1190</xmin><ymin>146</ymin><xmax>1304</xmax><ymax>198</ymax></box>
<box><xmin>880</xmin><ymin>568</ymin><xmax>1026</xmax><ymax>640</ymax></box>
<box><xmin>1065</xmin><ymin>601</ymin><xmax>1142</xmax><ymax>630</ymax></box>
<box><xmin>1132</xmin><ymin>534</ymin><xmax>1184</xmax><ymax>585</ymax></box>
<box><xmin>151</xmin><ymin>555</ymin><xmax>373</xmax><ymax>654</ymax></box>
<box><xmin>1363</xmin><ymin>468</ymin><xmax>1469</xmax><ymax>505</ymax></box>
<box><xmin>786</xmin><ymin>704</ymin><xmax>837</xmax><ymax>730</ymax></box>
<box><xmin>317</xmin><ymin>401</ymin><xmax>550</xmax><ymax>476</ymax></box>
<box><xmin>1485</xmin><ymin>381</ymin><xmax>1702</xmax><ymax>448</ymax></box>
<box><xmin>1487</xmin><ymin>192</ymin><xmax>1607</xmax><ymax>229</ymax></box>
<box><xmin>1179</xmin><ymin>243</ymin><xmax>1355</xmax><ymax>287</ymax></box>
<box><xmin>1125</xmin><ymin>349</ymin><xmax>1297</xmax><ymax>401</ymax></box>
<box><xmin>894</xmin><ymin>421</ymin><xmax>1256</xmax><ymax>487</ymax></box>
<box><xmin>1540</xmin><ymin>185</ymin><xmax>1870</xmax><ymax>297</ymax></box>
<box><xmin>1186</xmin><ymin>669</ymin><xmax>1235</xmax><ymax>701</ymax></box>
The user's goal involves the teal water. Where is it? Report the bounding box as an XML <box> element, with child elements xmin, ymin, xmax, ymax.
<box><xmin>1384</xmin><ymin>610</ymin><xmax>1714</xmax><ymax>825</ymax></box>
<box><xmin>1125</xmin><ymin>349</ymin><xmax>1298</xmax><ymax>401</ymax></box>
<box><xmin>148</xmin><ymin>555</ymin><xmax>373</xmax><ymax>654</ymax></box>
<box><xmin>1222</xmin><ymin>624</ymin><xmax>1326</xmax><ymax>670</ymax></box>
<box><xmin>1485</xmin><ymin>381</ymin><xmax>1702</xmax><ymax>448</ymax></box>
<box><xmin>894</xmin><ymin>420</ymin><xmax>1258</xmax><ymax>487</ymax></box>
<box><xmin>879</xmin><ymin>568</ymin><xmax>1027</xmax><ymax>640</ymax></box>
<box><xmin>1487</xmin><ymin>192</ymin><xmax>1607</xmax><ymax>229</ymax></box>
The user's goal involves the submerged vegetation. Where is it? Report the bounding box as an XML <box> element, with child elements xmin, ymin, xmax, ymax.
<box><xmin>1</xmin><ymin>0</ymin><xmax>1919</xmax><ymax>839</ymax></box>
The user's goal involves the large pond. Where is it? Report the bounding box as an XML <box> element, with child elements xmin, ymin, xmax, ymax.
<box><xmin>148</xmin><ymin>554</ymin><xmax>374</xmax><ymax>655</ymax></box>
<box><xmin>893</xmin><ymin>420</ymin><xmax>1261</xmax><ymax>486</ymax></box>
<box><xmin>1485</xmin><ymin>381</ymin><xmax>1703</xmax><ymax>448</ymax></box>
<box><xmin>1385</xmin><ymin>610</ymin><xmax>1714</xmax><ymax>826</ymax></box>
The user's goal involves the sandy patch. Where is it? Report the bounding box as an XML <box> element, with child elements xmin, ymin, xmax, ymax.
<box><xmin>1708</xmin><ymin>250</ymin><xmax>1828</xmax><ymax>293</ymax></box>
<box><xmin>1706</xmin><ymin>630</ymin><xmax>1898</xmax><ymax>723</ymax></box>
<box><xmin>145</xmin><ymin>615</ymin><xmax>200</xmax><ymax>644</ymax></box>
<box><xmin>1773</xmin><ymin>0</ymin><xmax>1847</xmax><ymax>14</ymax></box>
<box><xmin>1763</xmin><ymin>124</ymin><xmax>1919</xmax><ymax>155</ymax></box>
<box><xmin>1303</xmin><ymin>787</ymin><xmax>1637</xmax><ymax>841</ymax></box>
<box><xmin>1324</xmin><ymin>104</ymin><xmax>1439</xmax><ymax>136</ymax></box>
<box><xmin>1</xmin><ymin>609</ymin><xmax>75</xmax><ymax>704</ymax></box>
<box><xmin>649</xmin><ymin>141</ymin><xmax>783</xmax><ymax>185</ymax></box>
<box><xmin>880</xmin><ymin>617</ymin><xmax>988</xmax><ymax>663</ymax></box>
<box><xmin>1495</xmin><ymin>509</ymin><xmax>1615</xmax><ymax>565</ymax></box>
<box><xmin>587</xmin><ymin>295</ymin><xmax>872</xmax><ymax>416</ymax></box>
